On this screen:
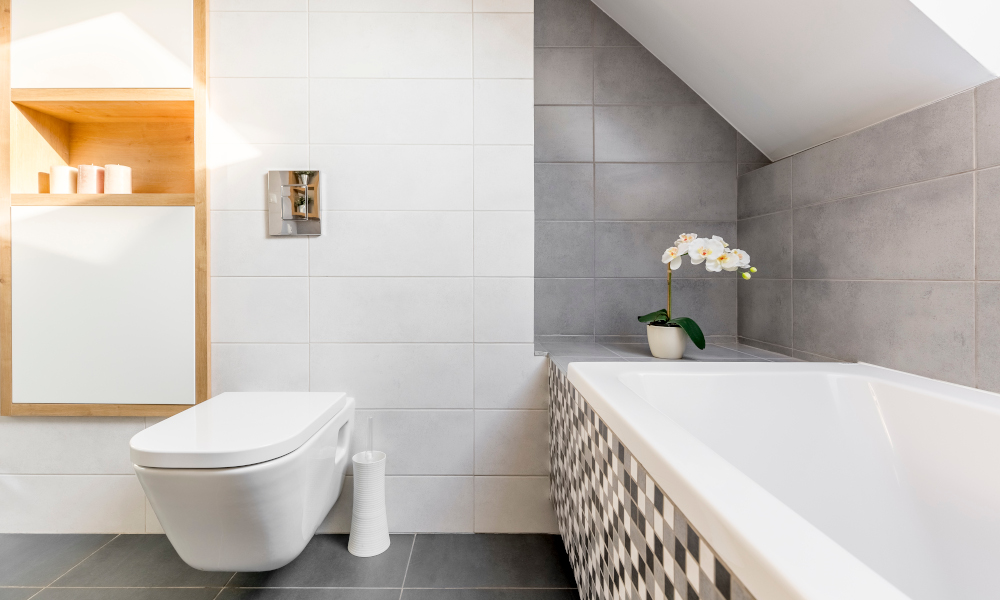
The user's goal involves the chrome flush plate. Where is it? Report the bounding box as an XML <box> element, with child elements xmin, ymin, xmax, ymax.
<box><xmin>268</xmin><ymin>170</ymin><xmax>321</xmax><ymax>236</ymax></box>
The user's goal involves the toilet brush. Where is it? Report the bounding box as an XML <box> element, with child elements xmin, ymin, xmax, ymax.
<box><xmin>348</xmin><ymin>417</ymin><xmax>390</xmax><ymax>557</ymax></box>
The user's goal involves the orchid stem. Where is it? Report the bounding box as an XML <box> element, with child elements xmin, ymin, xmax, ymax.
<box><xmin>667</xmin><ymin>268</ymin><xmax>672</xmax><ymax>320</ymax></box>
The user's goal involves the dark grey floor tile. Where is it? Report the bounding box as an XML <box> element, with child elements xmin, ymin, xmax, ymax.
<box><xmin>230</xmin><ymin>535</ymin><xmax>413</xmax><ymax>589</ymax></box>
<box><xmin>53</xmin><ymin>535</ymin><xmax>232</xmax><ymax>588</ymax></box>
<box><xmin>0</xmin><ymin>534</ymin><xmax>114</xmax><ymax>586</ymax></box>
<box><xmin>403</xmin><ymin>591</ymin><xmax>579</xmax><ymax>600</ymax></box>
<box><xmin>34</xmin><ymin>589</ymin><xmax>220</xmax><ymax>600</ymax></box>
<box><xmin>404</xmin><ymin>535</ymin><xmax>575</xmax><ymax>589</ymax></box>
<box><xmin>0</xmin><ymin>589</ymin><xmax>40</xmax><ymax>600</ymax></box>
<box><xmin>220</xmin><ymin>590</ymin><xmax>400</xmax><ymax>600</ymax></box>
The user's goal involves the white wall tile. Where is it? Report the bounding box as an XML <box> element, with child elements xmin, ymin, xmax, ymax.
<box><xmin>212</xmin><ymin>211</ymin><xmax>309</xmax><ymax>276</ymax></box>
<box><xmin>311</xmin><ymin>344</ymin><xmax>473</xmax><ymax>408</ymax></box>
<box><xmin>351</xmin><ymin>410</ymin><xmax>474</xmax><ymax>475</ymax></box>
<box><xmin>310</xmin><ymin>13</ymin><xmax>472</xmax><ymax>78</ymax></box>
<box><xmin>474</xmin><ymin>344</ymin><xmax>547</xmax><ymax>409</ymax></box>
<box><xmin>0</xmin><ymin>418</ymin><xmax>141</xmax><ymax>475</ymax></box>
<box><xmin>0</xmin><ymin>475</ymin><xmax>145</xmax><ymax>533</ymax></box>
<box><xmin>310</xmin><ymin>212</ymin><xmax>473</xmax><ymax>276</ymax></box>
<box><xmin>210</xmin><ymin>78</ymin><xmax>309</xmax><ymax>144</ymax></box>
<box><xmin>210</xmin><ymin>144</ymin><xmax>310</xmax><ymax>210</ymax></box>
<box><xmin>474</xmin><ymin>212</ymin><xmax>534</xmax><ymax>276</ymax></box>
<box><xmin>212</xmin><ymin>0</ymin><xmax>307</xmax><ymax>10</ymax></box>
<box><xmin>310</xmin><ymin>0</ymin><xmax>471</xmax><ymax>11</ymax></box>
<box><xmin>474</xmin><ymin>80</ymin><xmax>533</xmax><ymax>144</ymax></box>
<box><xmin>311</xmin><ymin>278</ymin><xmax>474</xmax><ymax>342</ymax></box>
<box><xmin>474</xmin><ymin>0</ymin><xmax>533</xmax><ymax>11</ymax></box>
<box><xmin>474</xmin><ymin>14</ymin><xmax>533</xmax><ymax>78</ymax></box>
<box><xmin>211</xmin><ymin>12</ymin><xmax>308</xmax><ymax>77</ymax></box>
<box><xmin>212</xmin><ymin>343</ymin><xmax>310</xmax><ymax>395</ymax></box>
<box><xmin>318</xmin><ymin>475</ymin><xmax>475</xmax><ymax>533</ymax></box>
<box><xmin>311</xmin><ymin>79</ymin><xmax>473</xmax><ymax>145</ymax></box>
<box><xmin>212</xmin><ymin>277</ymin><xmax>310</xmax><ymax>342</ymax></box>
<box><xmin>475</xmin><ymin>410</ymin><xmax>549</xmax><ymax>474</ymax></box>
<box><xmin>312</xmin><ymin>145</ymin><xmax>473</xmax><ymax>211</ymax></box>
<box><xmin>474</xmin><ymin>146</ymin><xmax>534</xmax><ymax>210</ymax></box>
<box><xmin>475</xmin><ymin>476</ymin><xmax>558</xmax><ymax>533</ymax></box>
<box><xmin>474</xmin><ymin>278</ymin><xmax>534</xmax><ymax>342</ymax></box>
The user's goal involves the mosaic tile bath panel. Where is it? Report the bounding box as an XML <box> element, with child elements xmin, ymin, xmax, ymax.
<box><xmin>549</xmin><ymin>361</ymin><xmax>757</xmax><ymax>600</ymax></box>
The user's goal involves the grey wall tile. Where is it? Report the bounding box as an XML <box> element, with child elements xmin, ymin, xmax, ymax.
<box><xmin>737</xmin><ymin>160</ymin><xmax>790</xmax><ymax>219</ymax></box>
<box><xmin>594</xmin><ymin>105</ymin><xmax>735</xmax><ymax>162</ymax></box>
<box><xmin>737</xmin><ymin>163</ymin><xmax>768</xmax><ymax>176</ymax></box>
<box><xmin>976</xmin><ymin>78</ymin><xmax>1000</xmax><ymax>170</ymax></box>
<box><xmin>976</xmin><ymin>283</ymin><xmax>1000</xmax><ymax>393</ymax></box>
<box><xmin>790</xmin><ymin>91</ymin><xmax>974</xmax><ymax>206</ymax></box>
<box><xmin>737</xmin><ymin>211</ymin><xmax>791</xmax><ymax>279</ymax></box>
<box><xmin>535</xmin><ymin>278</ymin><xmax>595</xmax><ymax>335</ymax></box>
<box><xmin>536</xmin><ymin>221</ymin><xmax>595</xmax><ymax>277</ymax></box>
<box><xmin>737</xmin><ymin>279</ymin><xmax>792</xmax><ymax>347</ymax></box>
<box><xmin>535</xmin><ymin>0</ymin><xmax>593</xmax><ymax>47</ymax></box>
<box><xmin>977</xmin><ymin>167</ymin><xmax>1000</xmax><ymax>280</ymax></box>
<box><xmin>593</xmin><ymin>47</ymin><xmax>702</xmax><ymax>105</ymax></box>
<box><xmin>737</xmin><ymin>132</ymin><xmax>769</xmax><ymax>164</ymax></box>
<box><xmin>793</xmin><ymin>280</ymin><xmax>975</xmax><ymax>386</ymax></box>
<box><xmin>535</xmin><ymin>106</ymin><xmax>593</xmax><ymax>162</ymax></box>
<box><xmin>595</xmin><ymin>278</ymin><xmax>736</xmax><ymax>336</ymax></box>
<box><xmin>595</xmin><ymin>221</ymin><xmax>736</xmax><ymax>278</ymax></box>
<box><xmin>793</xmin><ymin>174</ymin><xmax>974</xmax><ymax>280</ymax></box>
<box><xmin>535</xmin><ymin>163</ymin><xmax>594</xmax><ymax>220</ymax></box>
<box><xmin>595</xmin><ymin>163</ymin><xmax>735</xmax><ymax>221</ymax></box>
<box><xmin>592</xmin><ymin>8</ymin><xmax>639</xmax><ymax>46</ymax></box>
<box><xmin>535</xmin><ymin>48</ymin><xmax>593</xmax><ymax>105</ymax></box>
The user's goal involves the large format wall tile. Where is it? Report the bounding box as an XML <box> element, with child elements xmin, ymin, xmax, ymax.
<box><xmin>534</xmin><ymin>48</ymin><xmax>592</xmax><ymax>105</ymax></box>
<box><xmin>310</xmin><ymin>0</ymin><xmax>471</xmax><ymax>10</ymax></box>
<box><xmin>591</xmin><ymin>8</ymin><xmax>638</xmax><ymax>46</ymax></box>
<box><xmin>474</xmin><ymin>344</ymin><xmax>548</xmax><ymax>409</ymax></box>
<box><xmin>976</xmin><ymin>78</ymin><xmax>1000</xmax><ymax>170</ymax></box>
<box><xmin>310</xmin><ymin>344</ymin><xmax>474</xmax><ymax>409</ymax></box>
<box><xmin>793</xmin><ymin>280</ymin><xmax>975</xmax><ymax>386</ymax></box>
<box><xmin>593</xmin><ymin>47</ymin><xmax>702</xmax><ymax>105</ymax></box>
<box><xmin>535</xmin><ymin>221</ymin><xmax>594</xmax><ymax>278</ymax></box>
<box><xmin>534</xmin><ymin>278</ymin><xmax>595</xmax><ymax>335</ymax></box>
<box><xmin>475</xmin><ymin>80</ymin><xmax>535</xmax><ymax>145</ymax></box>
<box><xmin>310</xmin><ymin>212</ymin><xmax>473</xmax><ymax>276</ymax></box>
<box><xmin>474</xmin><ymin>146</ymin><xmax>534</xmax><ymax>211</ymax></box>
<box><xmin>309</xmin><ymin>13</ymin><xmax>472</xmax><ymax>78</ymax></box>
<box><xmin>535</xmin><ymin>163</ymin><xmax>594</xmax><ymax>220</ymax></box>
<box><xmin>0</xmin><ymin>475</ymin><xmax>145</xmax><ymax>533</ymax></box>
<box><xmin>595</xmin><ymin>163</ymin><xmax>736</xmax><ymax>221</ymax></box>
<box><xmin>594</xmin><ymin>105</ymin><xmax>735</xmax><ymax>162</ymax></box>
<box><xmin>475</xmin><ymin>410</ymin><xmax>550</xmax><ymax>475</ymax></box>
<box><xmin>737</xmin><ymin>160</ymin><xmax>790</xmax><ymax>219</ymax></box>
<box><xmin>210</xmin><ymin>144</ymin><xmax>309</xmax><ymax>210</ymax></box>
<box><xmin>534</xmin><ymin>0</ymin><xmax>592</xmax><ymax>47</ymax></box>
<box><xmin>977</xmin><ymin>167</ymin><xmax>1000</xmax><ymax>280</ymax></box>
<box><xmin>351</xmin><ymin>410</ymin><xmax>474</xmax><ymax>475</ymax></box>
<box><xmin>737</xmin><ymin>132</ymin><xmax>769</xmax><ymax>164</ymax></box>
<box><xmin>793</xmin><ymin>174</ymin><xmax>974</xmax><ymax>280</ymax></box>
<box><xmin>475</xmin><ymin>476</ymin><xmax>559</xmax><ymax>533</ymax></box>
<box><xmin>474</xmin><ymin>278</ymin><xmax>535</xmax><ymax>342</ymax></box>
<box><xmin>209</xmin><ymin>78</ymin><xmax>309</xmax><ymax>144</ymax></box>
<box><xmin>475</xmin><ymin>13</ymin><xmax>533</xmax><ymax>79</ymax></box>
<box><xmin>475</xmin><ymin>0</ymin><xmax>534</xmax><ymax>11</ymax></box>
<box><xmin>212</xmin><ymin>343</ymin><xmax>310</xmax><ymax>395</ymax></box>
<box><xmin>320</xmin><ymin>476</ymin><xmax>476</xmax><ymax>534</ymax></box>
<box><xmin>595</xmin><ymin>278</ymin><xmax>737</xmax><ymax>336</ymax></box>
<box><xmin>0</xmin><ymin>418</ymin><xmax>141</xmax><ymax>475</ymax></box>
<box><xmin>595</xmin><ymin>221</ymin><xmax>736</xmax><ymax>278</ymax></box>
<box><xmin>212</xmin><ymin>211</ymin><xmax>308</xmax><ymax>276</ymax></box>
<box><xmin>737</xmin><ymin>210</ymin><xmax>791</xmax><ymax>279</ymax></box>
<box><xmin>790</xmin><ymin>91</ymin><xmax>974</xmax><ymax>206</ymax></box>
<box><xmin>211</xmin><ymin>12</ymin><xmax>307</xmax><ymax>77</ymax></box>
<box><xmin>737</xmin><ymin>279</ymin><xmax>792</xmax><ymax>347</ymax></box>
<box><xmin>311</xmin><ymin>278</ymin><xmax>474</xmax><ymax>343</ymax></box>
<box><xmin>212</xmin><ymin>277</ymin><xmax>309</xmax><ymax>342</ymax></box>
<box><xmin>977</xmin><ymin>283</ymin><xmax>1000</xmax><ymax>393</ymax></box>
<box><xmin>534</xmin><ymin>106</ymin><xmax>593</xmax><ymax>162</ymax></box>
<box><xmin>212</xmin><ymin>0</ymin><xmax>307</xmax><ymax>10</ymax></box>
<box><xmin>475</xmin><ymin>212</ymin><xmax>535</xmax><ymax>276</ymax></box>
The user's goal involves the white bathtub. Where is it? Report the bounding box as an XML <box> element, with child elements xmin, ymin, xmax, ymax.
<box><xmin>567</xmin><ymin>361</ymin><xmax>1000</xmax><ymax>600</ymax></box>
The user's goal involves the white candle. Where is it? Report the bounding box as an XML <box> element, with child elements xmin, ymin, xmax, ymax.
<box><xmin>77</xmin><ymin>165</ymin><xmax>105</xmax><ymax>194</ymax></box>
<box><xmin>104</xmin><ymin>164</ymin><xmax>132</xmax><ymax>194</ymax></box>
<box><xmin>49</xmin><ymin>166</ymin><xmax>78</xmax><ymax>194</ymax></box>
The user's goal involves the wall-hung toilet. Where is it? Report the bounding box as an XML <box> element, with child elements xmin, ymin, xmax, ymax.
<box><xmin>130</xmin><ymin>392</ymin><xmax>355</xmax><ymax>572</ymax></box>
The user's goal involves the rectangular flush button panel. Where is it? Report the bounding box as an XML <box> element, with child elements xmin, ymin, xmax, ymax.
<box><xmin>268</xmin><ymin>170</ymin><xmax>320</xmax><ymax>236</ymax></box>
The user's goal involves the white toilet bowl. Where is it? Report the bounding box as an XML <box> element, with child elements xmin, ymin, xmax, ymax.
<box><xmin>130</xmin><ymin>392</ymin><xmax>355</xmax><ymax>572</ymax></box>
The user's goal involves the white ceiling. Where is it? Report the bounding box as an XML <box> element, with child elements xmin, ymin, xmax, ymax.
<box><xmin>594</xmin><ymin>0</ymin><xmax>998</xmax><ymax>160</ymax></box>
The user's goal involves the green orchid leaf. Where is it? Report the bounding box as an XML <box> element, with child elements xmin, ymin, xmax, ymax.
<box><xmin>667</xmin><ymin>317</ymin><xmax>706</xmax><ymax>350</ymax></box>
<box><xmin>638</xmin><ymin>309</ymin><xmax>669</xmax><ymax>323</ymax></box>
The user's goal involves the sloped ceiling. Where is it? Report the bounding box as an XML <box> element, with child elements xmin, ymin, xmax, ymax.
<box><xmin>594</xmin><ymin>0</ymin><xmax>997</xmax><ymax>160</ymax></box>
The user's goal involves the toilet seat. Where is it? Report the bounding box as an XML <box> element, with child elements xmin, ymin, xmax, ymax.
<box><xmin>130</xmin><ymin>391</ymin><xmax>348</xmax><ymax>469</ymax></box>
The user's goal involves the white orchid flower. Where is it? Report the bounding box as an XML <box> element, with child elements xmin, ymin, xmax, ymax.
<box><xmin>674</xmin><ymin>232</ymin><xmax>698</xmax><ymax>253</ymax></box>
<box><xmin>711</xmin><ymin>235</ymin><xmax>730</xmax><ymax>248</ymax></box>
<box><xmin>716</xmin><ymin>250</ymin><xmax>741</xmax><ymax>272</ymax></box>
<box><xmin>661</xmin><ymin>246</ymin><xmax>684</xmax><ymax>270</ymax></box>
<box><xmin>688</xmin><ymin>237</ymin><xmax>725</xmax><ymax>266</ymax></box>
<box><xmin>731</xmin><ymin>248</ymin><xmax>750</xmax><ymax>267</ymax></box>
<box><xmin>705</xmin><ymin>258</ymin><xmax>722</xmax><ymax>272</ymax></box>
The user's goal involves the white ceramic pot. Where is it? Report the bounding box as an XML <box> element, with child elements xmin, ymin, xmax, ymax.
<box><xmin>646</xmin><ymin>324</ymin><xmax>687</xmax><ymax>359</ymax></box>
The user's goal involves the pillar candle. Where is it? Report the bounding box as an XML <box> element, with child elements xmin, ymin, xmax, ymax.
<box><xmin>104</xmin><ymin>164</ymin><xmax>132</xmax><ymax>194</ymax></box>
<box><xmin>49</xmin><ymin>166</ymin><xmax>78</xmax><ymax>194</ymax></box>
<box><xmin>77</xmin><ymin>165</ymin><xmax>105</xmax><ymax>194</ymax></box>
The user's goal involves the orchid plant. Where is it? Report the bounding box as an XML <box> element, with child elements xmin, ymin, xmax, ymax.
<box><xmin>638</xmin><ymin>233</ymin><xmax>756</xmax><ymax>349</ymax></box>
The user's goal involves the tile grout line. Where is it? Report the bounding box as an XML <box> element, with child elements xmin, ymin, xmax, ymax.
<box><xmin>398</xmin><ymin>534</ymin><xmax>418</xmax><ymax>598</ymax></box>
<box><xmin>25</xmin><ymin>534</ymin><xmax>121</xmax><ymax>599</ymax></box>
<box><xmin>212</xmin><ymin>572</ymin><xmax>238</xmax><ymax>599</ymax></box>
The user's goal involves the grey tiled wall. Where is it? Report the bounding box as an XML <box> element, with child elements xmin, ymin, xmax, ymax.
<box><xmin>534</xmin><ymin>0</ymin><xmax>768</xmax><ymax>341</ymax></box>
<box><xmin>738</xmin><ymin>78</ymin><xmax>1000</xmax><ymax>391</ymax></box>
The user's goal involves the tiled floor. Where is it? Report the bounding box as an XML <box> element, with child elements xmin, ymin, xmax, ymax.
<box><xmin>0</xmin><ymin>534</ymin><xmax>579</xmax><ymax>600</ymax></box>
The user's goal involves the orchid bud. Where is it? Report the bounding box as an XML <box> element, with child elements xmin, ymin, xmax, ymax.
<box><xmin>742</xmin><ymin>272</ymin><xmax>751</xmax><ymax>280</ymax></box>
<box><xmin>750</xmin><ymin>267</ymin><xmax>757</xmax><ymax>273</ymax></box>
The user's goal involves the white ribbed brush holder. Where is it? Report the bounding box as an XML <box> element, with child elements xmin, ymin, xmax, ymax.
<box><xmin>348</xmin><ymin>450</ymin><xmax>390</xmax><ymax>557</ymax></box>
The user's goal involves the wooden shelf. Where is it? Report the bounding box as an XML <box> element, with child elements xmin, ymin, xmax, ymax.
<box><xmin>9</xmin><ymin>403</ymin><xmax>191</xmax><ymax>418</ymax></box>
<box><xmin>11</xmin><ymin>88</ymin><xmax>194</xmax><ymax>123</ymax></box>
<box><xmin>12</xmin><ymin>193</ymin><xmax>195</xmax><ymax>206</ymax></box>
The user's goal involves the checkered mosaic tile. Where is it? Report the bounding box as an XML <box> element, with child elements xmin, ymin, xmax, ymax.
<box><xmin>549</xmin><ymin>361</ymin><xmax>757</xmax><ymax>600</ymax></box>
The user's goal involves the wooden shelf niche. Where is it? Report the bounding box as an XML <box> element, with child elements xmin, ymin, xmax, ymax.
<box><xmin>11</xmin><ymin>88</ymin><xmax>194</xmax><ymax>196</ymax></box>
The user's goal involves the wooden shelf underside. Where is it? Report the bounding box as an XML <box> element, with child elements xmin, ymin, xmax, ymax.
<box><xmin>9</xmin><ymin>403</ymin><xmax>191</xmax><ymax>417</ymax></box>
<box><xmin>12</xmin><ymin>88</ymin><xmax>194</xmax><ymax>123</ymax></box>
<box><xmin>12</xmin><ymin>193</ymin><xmax>195</xmax><ymax>206</ymax></box>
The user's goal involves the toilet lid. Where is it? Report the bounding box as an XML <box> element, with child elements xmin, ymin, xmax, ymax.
<box><xmin>130</xmin><ymin>392</ymin><xmax>349</xmax><ymax>469</ymax></box>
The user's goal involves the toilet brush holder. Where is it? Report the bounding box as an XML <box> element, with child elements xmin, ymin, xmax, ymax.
<box><xmin>348</xmin><ymin>450</ymin><xmax>390</xmax><ymax>557</ymax></box>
